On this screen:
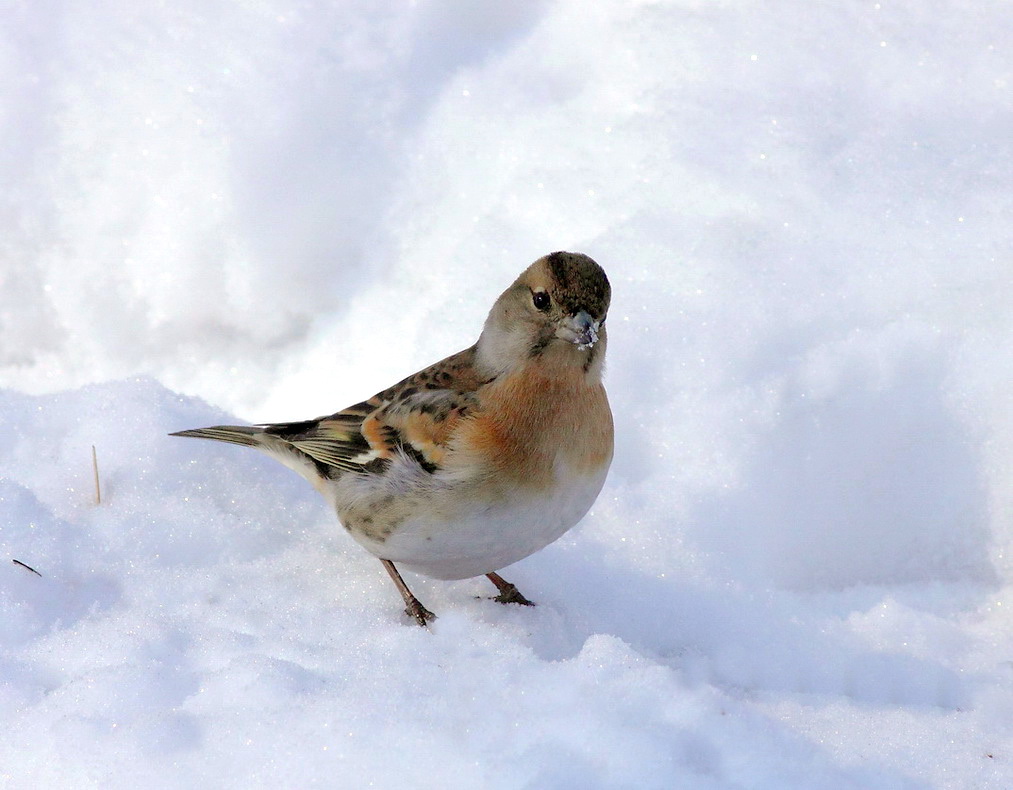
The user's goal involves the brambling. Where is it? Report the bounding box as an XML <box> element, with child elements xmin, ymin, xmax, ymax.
<box><xmin>172</xmin><ymin>251</ymin><xmax>613</xmax><ymax>626</ymax></box>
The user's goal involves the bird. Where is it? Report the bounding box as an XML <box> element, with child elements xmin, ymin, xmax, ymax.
<box><xmin>171</xmin><ymin>251</ymin><xmax>613</xmax><ymax>626</ymax></box>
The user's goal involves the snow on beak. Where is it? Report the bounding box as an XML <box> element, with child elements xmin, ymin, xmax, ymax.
<box><xmin>557</xmin><ymin>310</ymin><xmax>600</xmax><ymax>350</ymax></box>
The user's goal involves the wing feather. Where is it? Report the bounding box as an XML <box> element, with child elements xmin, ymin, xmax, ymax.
<box><xmin>258</xmin><ymin>345</ymin><xmax>486</xmax><ymax>476</ymax></box>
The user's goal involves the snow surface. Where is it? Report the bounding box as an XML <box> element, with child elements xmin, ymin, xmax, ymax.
<box><xmin>2</xmin><ymin>0</ymin><xmax>1012</xmax><ymax>787</ymax></box>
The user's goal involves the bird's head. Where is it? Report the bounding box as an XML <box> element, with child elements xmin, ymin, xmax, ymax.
<box><xmin>478</xmin><ymin>251</ymin><xmax>611</xmax><ymax>379</ymax></box>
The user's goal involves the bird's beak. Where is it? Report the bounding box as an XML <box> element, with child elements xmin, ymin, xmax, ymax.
<box><xmin>556</xmin><ymin>310</ymin><xmax>600</xmax><ymax>350</ymax></box>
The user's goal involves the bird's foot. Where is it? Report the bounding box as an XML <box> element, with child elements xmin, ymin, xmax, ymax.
<box><xmin>492</xmin><ymin>583</ymin><xmax>538</xmax><ymax>607</ymax></box>
<box><xmin>485</xmin><ymin>572</ymin><xmax>536</xmax><ymax>607</ymax></box>
<box><xmin>404</xmin><ymin>598</ymin><xmax>437</xmax><ymax>627</ymax></box>
<box><xmin>381</xmin><ymin>559</ymin><xmax>435</xmax><ymax>627</ymax></box>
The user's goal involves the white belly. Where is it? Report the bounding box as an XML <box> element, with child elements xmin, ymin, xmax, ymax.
<box><xmin>349</xmin><ymin>463</ymin><xmax>609</xmax><ymax>580</ymax></box>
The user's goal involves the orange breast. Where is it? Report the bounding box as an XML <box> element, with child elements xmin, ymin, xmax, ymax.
<box><xmin>452</xmin><ymin>363</ymin><xmax>613</xmax><ymax>488</ymax></box>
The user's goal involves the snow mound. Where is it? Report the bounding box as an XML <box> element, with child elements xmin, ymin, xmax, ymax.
<box><xmin>0</xmin><ymin>377</ymin><xmax>1008</xmax><ymax>787</ymax></box>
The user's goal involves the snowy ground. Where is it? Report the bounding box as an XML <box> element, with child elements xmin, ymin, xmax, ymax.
<box><xmin>2</xmin><ymin>1</ymin><xmax>1012</xmax><ymax>787</ymax></box>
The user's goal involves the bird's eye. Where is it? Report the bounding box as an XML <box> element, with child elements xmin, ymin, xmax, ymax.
<box><xmin>532</xmin><ymin>290</ymin><xmax>551</xmax><ymax>311</ymax></box>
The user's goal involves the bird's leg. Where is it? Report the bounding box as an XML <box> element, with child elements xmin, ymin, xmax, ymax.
<box><xmin>380</xmin><ymin>559</ymin><xmax>435</xmax><ymax>626</ymax></box>
<box><xmin>486</xmin><ymin>571</ymin><xmax>535</xmax><ymax>606</ymax></box>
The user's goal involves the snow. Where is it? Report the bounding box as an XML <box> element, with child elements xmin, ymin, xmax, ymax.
<box><xmin>2</xmin><ymin>0</ymin><xmax>1012</xmax><ymax>787</ymax></box>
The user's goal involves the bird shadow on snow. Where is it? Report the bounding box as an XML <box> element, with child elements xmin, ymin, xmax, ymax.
<box><xmin>515</xmin><ymin>337</ymin><xmax>993</xmax><ymax>713</ymax></box>
<box><xmin>514</xmin><ymin>541</ymin><xmax>973</xmax><ymax>716</ymax></box>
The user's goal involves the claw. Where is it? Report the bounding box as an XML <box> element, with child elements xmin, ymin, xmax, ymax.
<box><xmin>405</xmin><ymin>599</ymin><xmax>437</xmax><ymax>627</ymax></box>
<box><xmin>493</xmin><ymin>584</ymin><xmax>535</xmax><ymax>607</ymax></box>
<box><xmin>486</xmin><ymin>571</ymin><xmax>536</xmax><ymax>607</ymax></box>
<box><xmin>382</xmin><ymin>559</ymin><xmax>436</xmax><ymax>628</ymax></box>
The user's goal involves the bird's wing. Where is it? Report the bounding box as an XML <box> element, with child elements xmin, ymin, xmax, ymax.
<box><xmin>265</xmin><ymin>345</ymin><xmax>488</xmax><ymax>475</ymax></box>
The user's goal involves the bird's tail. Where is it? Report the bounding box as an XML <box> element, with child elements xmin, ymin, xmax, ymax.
<box><xmin>169</xmin><ymin>425</ymin><xmax>261</xmax><ymax>447</ymax></box>
<box><xmin>169</xmin><ymin>424</ymin><xmax>330</xmax><ymax>492</ymax></box>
